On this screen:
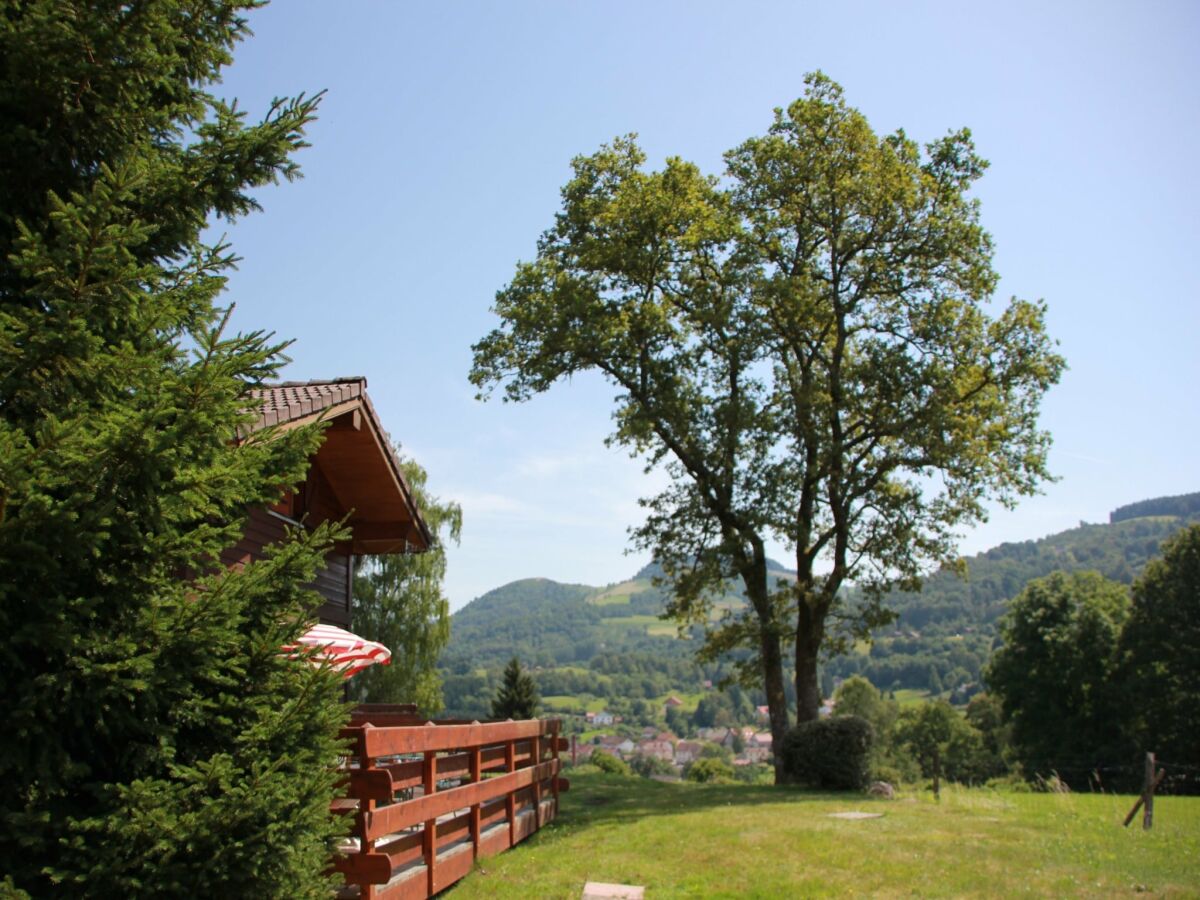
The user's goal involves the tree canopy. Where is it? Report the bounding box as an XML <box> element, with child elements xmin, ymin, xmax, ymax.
<box><xmin>1119</xmin><ymin>524</ymin><xmax>1200</xmax><ymax>783</ymax></box>
<box><xmin>471</xmin><ymin>73</ymin><xmax>1063</xmax><ymax>782</ymax></box>
<box><xmin>0</xmin><ymin>3</ymin><xmax>346</xmax><ymax>894</ymax></box>
<box><xmin>352</xmin><ymin>455</ymin><xmax>462</xmax><ymax>713</ymax></box>
<box><xmin>985</xmin><ymin>571</ymin><xmax>1133</xmax><ymax>785</ymax></box>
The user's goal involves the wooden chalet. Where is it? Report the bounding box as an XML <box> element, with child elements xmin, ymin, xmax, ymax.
<box><xmin>224</xmin><ymin>377</ymin><xmax>566</xmax><ymax>899</ymax></box>
<box><xmin>224</xmin><ymin>377</ymin><xmax>432</xmax><ymax>628</ymax></box>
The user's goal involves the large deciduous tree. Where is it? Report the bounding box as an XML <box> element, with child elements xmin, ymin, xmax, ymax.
<box><xmin>1120</xmin><ymin>524</ymin><xmax>1200</xmax><ymax>784</ymax></box>
<box><xmin>470</xmin><ymin>73</ymin><xmax>1063</xmax><ymax>783</ymax></box>
<box><xmin>352</xmin><ymin>455</ymin><xmax>462</xmax><ymax>714</ymax></box>
<box><xmin>985</xmin><ymin>571</ymin><xmax>1134</xmax><ymax>786</ymax></box>
<box><xmin>0</xmin><ymin>3</ymin><xmax>347</xmax><ymax>894</ymax></box>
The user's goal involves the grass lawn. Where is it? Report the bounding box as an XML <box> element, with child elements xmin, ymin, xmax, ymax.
<box><xmin>589</xmin><ymin>580</ymin><xmax>648</xmax><ymax>605</ymax></box>
<box><xmin>892</xmin><ymin>688</ymin><xmax>932</xmax><ymax>708</ymax></box>
<box><xmin>447</xmin><ymin>771</ymin><xmax>1200</xmax><ymax>898</ymax></box>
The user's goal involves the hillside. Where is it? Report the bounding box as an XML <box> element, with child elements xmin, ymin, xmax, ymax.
<box><xmin>440</xmin><ymin>492</ymin><xmax>1200</xmax><ymax>716</ymax></box>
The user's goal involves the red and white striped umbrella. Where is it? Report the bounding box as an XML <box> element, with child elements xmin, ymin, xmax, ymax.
<box><xmin>289</xmin><ymin>623</ymin><xmax>391</xmax><ymax>678</ymax></box>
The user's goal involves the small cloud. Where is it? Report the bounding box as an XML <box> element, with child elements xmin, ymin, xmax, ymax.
<box><xmin>1056</xmin><ymin>449</ymin><xmax>1108</xmax><ymax>465</ymax></box>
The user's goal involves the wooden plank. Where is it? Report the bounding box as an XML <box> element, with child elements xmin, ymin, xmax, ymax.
<box><xmin>348</xmin><ymin>769</ymin><xmax>394</xmax><ymax>803</ymax></box>
<box><xmin>512</xmin><ymin>807</ymin><xmax>537</xmax><ymax>844</ymax></box>
<box><xmin>366</xmin><ymin>760</ymin><xmax>557</xmax><ymax>840</ymax></box>
<box><xmin>479</xmin><ymin>798</ymin><xmax>507</xmax><ymax>830</ymax></box>
<box><xmin>375</xmin><ymin>832</ymin><xmax>423</xmax><ymax>874</ymax></box>
<box><xmin>375</xmin><ymin>759</ymin><xmax>422</xmax><ymax>792</ymax></box>
<box><xmin>477</xmin><ymin>824</ymin><xmax>510</xmax><ymax>859</ymax></box>
<box><xmin>436</xmin><ymin>810</ymin><xmax>471</xmax><ymax>845</ymax></box>
<box><xmin>371</xmin><ymin>866</ymin><xmax>428</xmax><ymax>900</ymax></box>
<box><xmin>361</xmin><ymin>720</ymin><xmax>553</xmax><ymax>757</ymax></box>
<box><xmin>354</xmin><ymin>703</ymin><xmax>419</xmax><ymax>716</ymax></box>
<box><xmin>431</xmin><ymin>843</ymin><xmax>474</xmax><ymax>894</ymax></box>
<box><xmin>331</xmin><ymin>851</ymin><xmax>393</xmax><ymax>885</ymax></box>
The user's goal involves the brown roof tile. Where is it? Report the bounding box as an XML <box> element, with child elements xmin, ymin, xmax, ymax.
<box><xmin>247</xmin><ymin>377</ymin><xmax>366</xmax><ymax>430</ymax></box>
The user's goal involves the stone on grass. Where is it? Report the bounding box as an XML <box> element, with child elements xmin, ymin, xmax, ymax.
<box><xmin>868</xmin><ymin>781</ymin><xmax>895</xmax><ymax>799</ymax></box>
<box><xmin>582</xmin><ymin>882</ymin><xmax>646</xmax><ymax>900</ymax></box>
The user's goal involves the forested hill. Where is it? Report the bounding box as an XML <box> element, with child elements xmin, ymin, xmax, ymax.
<box><xmin>441</xmin><ymin>492</ymin><xmax>1199</xmax><ymax>704</ymax></box>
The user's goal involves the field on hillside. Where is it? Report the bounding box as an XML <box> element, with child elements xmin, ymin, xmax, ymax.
<box><xmin>448</xmin><ymin>771</ymin><xmax>1200</xmax><ymax>898</ymax></box>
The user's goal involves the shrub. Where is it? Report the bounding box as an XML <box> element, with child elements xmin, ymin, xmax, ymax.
<box><xmin>684</xmin><ymin>757</ymin><xmax>735</xmax><ymax>783</ymax></box>
<box><xmin>780</xmin><ymin>716</ymin><xmax>874</xmax><ymax>790</ymax></box>
<box><xmin>592</xmin><ymin>752</ymin><xmax>632</xmax><ymax>777</ymax></box>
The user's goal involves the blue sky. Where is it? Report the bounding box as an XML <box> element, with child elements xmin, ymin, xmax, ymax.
<box><xmin>214</xmin><ymin>1</ymin><xmax>1199</xmax><ymax>611</ymax></box>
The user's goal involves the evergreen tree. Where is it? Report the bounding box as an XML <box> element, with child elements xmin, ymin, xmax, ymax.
<box><xmin>352</xmin><ymin>454</ymin><xmax>462</xmax><ymax>713</ymax></box>
<box><xmin>491</xmin><ymin>658</ymin><xmax>539</xmax><ymax>719</ymax></box>
<box><xmin>0</xmin><ymin>4</ymin><xmax>347</xmax><ymax>895</ymax></box>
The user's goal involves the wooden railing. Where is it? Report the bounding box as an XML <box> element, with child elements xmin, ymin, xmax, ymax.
<box><xmin>332</xmin><ymin>707</ymin><xmax>568</xmax><ymax>899</ymax></box>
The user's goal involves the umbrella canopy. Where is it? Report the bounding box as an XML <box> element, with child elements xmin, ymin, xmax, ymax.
<box><xmin>289</xmin><ymin>623</ymin><xmax>391</xmax><ymax>678</ymax></box>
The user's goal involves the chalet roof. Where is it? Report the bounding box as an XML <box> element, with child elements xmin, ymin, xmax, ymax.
<box><xmin>246</xmin><ymin>377</ymin><xmax>433</xmax><ymax>553</ymax></box>
<box><xmin>249</xmin><ymin>377</ymin><xmax>367</xmax><ymax>429</ymax></box>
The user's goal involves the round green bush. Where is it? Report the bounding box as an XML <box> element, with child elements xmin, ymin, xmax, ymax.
<box><xmin>781</xmin><ymin>716</ymin><xmax>874</xmax><ymax>790</ymax></box>
<box><xmin>591</xmin><ymin>751</ymin><xmax>632</xmax><ymax>777</ymax></box>
<box><xmin>684</xmin><ymin>757</ymin><xmax>735</xmax><ymax>783</ymax></box>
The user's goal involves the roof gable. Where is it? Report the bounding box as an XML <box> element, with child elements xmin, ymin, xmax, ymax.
<box><xmin>246</xmin><ymin>377</ymin><xmax>432</xmax><ymax>553</ymax></box>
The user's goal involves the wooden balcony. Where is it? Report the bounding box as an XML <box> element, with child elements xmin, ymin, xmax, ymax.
<box><xmin>332</xmin><ymin>706</ymin><xmax>568</xmax><ymax>899</ymax></box>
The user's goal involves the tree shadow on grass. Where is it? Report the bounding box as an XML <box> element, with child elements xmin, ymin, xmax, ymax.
<box><xmin>553</xmin><ymin>770</ymin><xmax>874</xmax><ymax>831</ymax></box>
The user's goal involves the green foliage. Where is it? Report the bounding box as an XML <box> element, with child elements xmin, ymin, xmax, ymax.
<box><xmin>352</xmin><ymin>455</ymin><xmax>462</xmax><ymax>713</ymax></box>
<box><xmin>780</xmin><ymin>717</ymin><xmax>874</xmax><ymax>790</ymax></box>
<box><xmin>442</xmin><ymin>579</ymin><xmax>600</xmax><ymax>671</ymax></box>
<box><xmin>963</xmin><ymin>693</ymin><xmax>1015</xmax><ymax>780</ymax></box>
<box><xmin>591</xmin><ymin>752</ymin><xmax>632</xmax><ymax>777</ymax></box>
<box><xmin>1120</xmin><ymin>524</ymin><xmax>1200</xmax><ymax>790</ymax></box>
<box><xmin>832</xmin><ymin>676</ymin><xmax>910</xmax><ymax>780</ymax></box>
<box><xmin>985</xmin><ymin>571</ymin><xmax>1134</xmax><ymax>787</ymax></box>
<box><xmin>684</xmin><ymin>757</ymin><xmax>735</xmax><ymax>784</ymax></box>
<box><xmin>629</xmin><ymin>753</ymin><xmax>676</xmax><ymax>778</ymax></box>
<box><xmin>834</xmin><ymin>677</ymin><xmax>898</xmax><ymax>735</ymax></box>
<box><xmin>491</xmin><ymin>657</ymin><xmax>540</xmax><ymax>720</ymax></box>
<box><xmin>893</xmin><ymin>700</ymin><xmax>992</xmax><ymax>785</ymax></box>
<box><xmin>1110</xmin><ymin>492</ymin><xmax>1200</xmax><ymax>523</ymax></box>
<box><xmin>0</xmin><ymin>2</ymin><xmax>346</xmax><ymax>895</ymax></box>
<box><xmin>471</xmin><ymin>72</ymin><xmax>1063</xmax><ymax>777</ymax></box>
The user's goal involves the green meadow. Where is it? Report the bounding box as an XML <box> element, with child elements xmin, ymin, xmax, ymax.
<box><xmin>449</xmin><ymin>771</ymin><xmax>1200</xmax><ymax>898</ymax></box>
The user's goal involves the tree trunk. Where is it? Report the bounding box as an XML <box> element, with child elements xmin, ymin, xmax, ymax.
<box><xmin>742</xmin><ymin>560</ymin><xmax>791</xmax><ymax>784</ymax></box>
<box><xmin>794</xmin><ymin>598</ymin><xmax>824</xmax><ymax>723</ymax></box>
<box><xmin>760</xmin><ymin>618</ymin><xmax>791</xmax><ymax>784</ymax></box>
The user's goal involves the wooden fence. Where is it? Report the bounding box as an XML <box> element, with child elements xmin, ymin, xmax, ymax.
<box><xmin>331</xmin><ymin>706</ymin><xmax>568</xmax><ymax>899</ymax></box>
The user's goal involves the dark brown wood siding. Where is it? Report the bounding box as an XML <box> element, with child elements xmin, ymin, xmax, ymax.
<box><xmin>221</xmin><ymin>507</ymin><xmax>352</xmax><ymax>627</ymax></box>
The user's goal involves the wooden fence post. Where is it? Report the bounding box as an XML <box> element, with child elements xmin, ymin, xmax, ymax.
<box><xmin>1143</xmin><ymin>752</ymin><xmax>1155</xmax><ymax>830</ymax></box>
<box><xmin>423</xmin><ymin>747</ymin><xmax>437</xmax><ymax>896</ymax></box>
<box><xmin>552</xmin><ymin>721</ymin><xmax>562</xmax><ymax>814</ymax></box>
<box><xmin>1123</xmin><ymin>751</ymin><xmax>1166</xmax><ymax>828</ymax></box>
<box><xmin>505</xmin><ymin>733</ymin><xmax>517</xmax><ymax>848</ymax></box>
<box><xmin>357</xmin><ymin>727</ymin><xmax>377</xmax><ymax>900</ymax></box>
<box><xmin>469</xmin><ymin>741</ymin><xmax>482</xmax><ymax>860</ymax></box>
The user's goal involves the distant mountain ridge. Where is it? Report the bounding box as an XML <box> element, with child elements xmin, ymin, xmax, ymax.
<box><xmin>441</xmin><ymin>491</ymin><xmax>1200</xmax><ymax>698</ymax></box>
